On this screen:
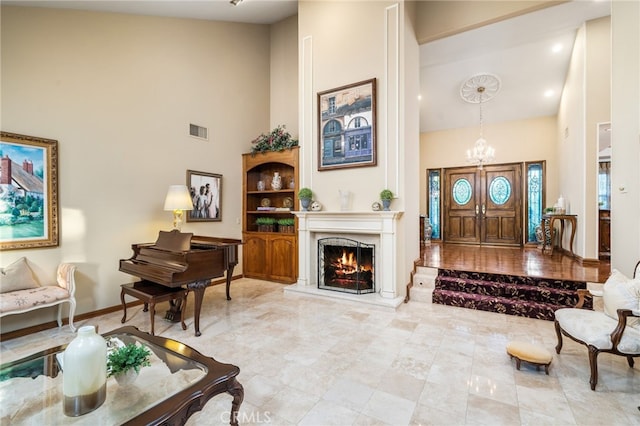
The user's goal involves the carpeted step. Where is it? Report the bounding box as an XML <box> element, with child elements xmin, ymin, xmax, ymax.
<box><xmin>437</xmin><ymin>268</ymin><xmax>588</xmax><ymax>292</ymax></box>
<box><xmin>432</xmin><ymin>289</ymin><xmax>567</xmax><ymax>321</ymax></box>
<box><xmin>432</xmin><ymin>268</ymin><xmax>592</xmax><ymax>320</ymax></box>
<box><xmin>434</xmin><ymin>276</ymin><xmax>586</xmax><ymax>307</ymax></box>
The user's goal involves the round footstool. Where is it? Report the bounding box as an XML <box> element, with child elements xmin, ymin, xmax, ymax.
<box><xmin>506</xmin><ymin>341</ymin><xmax>552</xmax><ymax>375</ymax></box>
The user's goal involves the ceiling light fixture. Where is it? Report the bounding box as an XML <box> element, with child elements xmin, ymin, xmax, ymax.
<box><xmin>460</xmin><ymin>74</ymin><xmax>501</xmax><ymax>169</ymax></box>
<box><xmin>230</xmin><ymin>0</ymin><xmax>243</xmax><ymax>5</ymax></box>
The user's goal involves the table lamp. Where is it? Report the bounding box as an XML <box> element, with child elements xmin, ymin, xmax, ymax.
<box><xmin>164</xmin><ymin>185</ymin><xmax>193</xmax><ymax>231</ymax></box>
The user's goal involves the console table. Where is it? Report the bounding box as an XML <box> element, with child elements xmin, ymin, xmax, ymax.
<box><xmin>541</xmin><ymin>214</ymin><xmax>577</xmax><ymax>257</ymax></box>
<box><xmin>0</xmin><ymin>326</ymin><xmax>243</xmax><ymax>425</ymax></box>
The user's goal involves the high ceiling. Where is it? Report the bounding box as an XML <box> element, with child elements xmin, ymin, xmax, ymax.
<box><xmin>4</xmin><ymin>1</ymin><xmax>611</xmax><ymax>134</ymax></box>
<box><xmin>2</xmin><ymin>0</ymin><xmax>298</xmax><ymax>24</ymax></box>
<box><xmin>420</xmin><ymin>1</ymin><xmax>611</xmax><ymax>133</ymax></box>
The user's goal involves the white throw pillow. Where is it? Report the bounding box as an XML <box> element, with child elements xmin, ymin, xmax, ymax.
<box><xmin>603</xmin><ymin>269</ymin><xmax>640</xmax><ymax>329</ymax></box>
<box><xmin>0</xmin><ymin>257</ymin><xmax>40</xmax><ymax>293</ymax></box>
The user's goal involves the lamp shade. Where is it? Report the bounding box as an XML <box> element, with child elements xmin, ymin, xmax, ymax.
<box><xmin>164</xmin><ymin>185</ymin><xmax>193</xmax><ymax>211</ymax></box>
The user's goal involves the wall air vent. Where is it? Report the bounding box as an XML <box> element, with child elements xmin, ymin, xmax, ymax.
<box><xmin>189</xmin><ymin>124</ymin><xmax>208</xmax><ymax>140</ymax></box>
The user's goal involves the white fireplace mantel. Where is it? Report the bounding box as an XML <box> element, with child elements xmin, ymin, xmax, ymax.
<box><xmin>284</xmin><ymin>211</ymin><xmax>404</xmax><ymax>308</ymax></box>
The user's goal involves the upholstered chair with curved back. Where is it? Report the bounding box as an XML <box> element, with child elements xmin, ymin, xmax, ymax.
<box><xmin>554</xmin><ymin>261</ymin><xmax>640</xmax><ymax>390</ymax></box>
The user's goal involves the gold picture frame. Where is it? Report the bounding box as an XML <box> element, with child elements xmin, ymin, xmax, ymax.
<box><xmin>0</xmin><ymin>131</ymin><xmax>59</xmax><ymax>250</ymax></box>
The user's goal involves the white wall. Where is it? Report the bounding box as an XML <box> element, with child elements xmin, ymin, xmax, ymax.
<box><xmin>270</xmin><ymin>15</ymin><xmax>299</xmax><ymax>135</ymax></box>
<box><xmin>611</xmin><ymin>0</ymin><xmax>640</xmax><ymax>276</ymax></box>
<box><xmin>557</xmin><ymin>24</ymin><xmax>587</xmax><ymax>257</ymax></box>
<box><xmin>298</xmin><ymin>1</ymin><xmax>420</xmax><ymax>299</ymax></box>
<box><xmin>1</xmin><ymin>6</ymin><xmax>271</xmax><ymax>332</ymax></box>
<box><xmin>585</xmin><ymin>16</ymin><xmax>611</xmax><ymax>260</ymax></box>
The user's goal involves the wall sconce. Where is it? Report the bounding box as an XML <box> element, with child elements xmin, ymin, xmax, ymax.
<box><xmin>163</xmin><ymin>185</ymin><xmax>193</xmax><ymax>231</ymax></box>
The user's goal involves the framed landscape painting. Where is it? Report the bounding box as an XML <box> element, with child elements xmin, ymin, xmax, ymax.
<box><xmin>317</xmin><ymin>78</ymin><xmax>377</xmax><ymax>171</ymax></box>
<box><xmin>0</xmin><ymin>131</ymin><xmax>59</xmax><ymax>250</ymax></box>
<box><xmin>187</xmin><ymin>170</ymin><xmax>222</xmax><ymax>222</ymax></box>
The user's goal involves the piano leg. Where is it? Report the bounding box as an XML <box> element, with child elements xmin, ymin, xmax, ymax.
<box><xmin>165</xmin><ymin>299</ymin><xmax>182</xmax><ymax>322</ymax></box>
<box><xmin>187</xmin><ymin>279</ymin><xmax>210</xmax><ymax>337</ymax></box>
<box><xmin>225</xmin><ymin>265</ymin><xmax>236</xmax><ymax>301</ymax></box>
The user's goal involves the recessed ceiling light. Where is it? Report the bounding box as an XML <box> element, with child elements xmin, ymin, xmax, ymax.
<box><xmin>418</xmin><ymin>94</ymin><xmax>423</xmax><ymax>101</ymax></box>
<box><xmin>551</xmin><ymin>43</ymin><xmax>563</xmax><ymax>53</ymax></box>
<box><xmin>544</xmin><ymin>90</ymin><xmax>555</xmax><ymax>98</ymax></box>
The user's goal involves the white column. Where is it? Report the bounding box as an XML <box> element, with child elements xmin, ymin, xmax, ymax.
<box><xmin>296</xmin><ymin>212</ymin><xmax>310</xmax><ymax>286</ymax></box>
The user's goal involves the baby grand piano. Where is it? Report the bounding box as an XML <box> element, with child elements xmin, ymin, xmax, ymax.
<box><xmin>119</xmin><ymin>230</ymin><xmax>242</xmax><ymax>336</ymax></box>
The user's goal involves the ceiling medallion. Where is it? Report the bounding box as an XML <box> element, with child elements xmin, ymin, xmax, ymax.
<box><xmin>460</xmin><ymin>74</ymin><xmax>501</xmax><ymax>104</ymax></box>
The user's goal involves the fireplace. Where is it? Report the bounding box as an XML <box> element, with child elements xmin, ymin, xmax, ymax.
<box><xmin>318</xmin><ymin>237</ymin><xmax>375</xmax><ymax>294</ymax></box>
<box><xmin>287</xmin><ymin>211</ymin><xmax>404</xmax><ymax>308</ymax></box>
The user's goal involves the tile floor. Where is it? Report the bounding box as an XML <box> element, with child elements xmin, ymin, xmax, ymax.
<box><xmin>1</xmin><ymin>278</ymin><xmax>638</xmax><ymax>425</ymax></box>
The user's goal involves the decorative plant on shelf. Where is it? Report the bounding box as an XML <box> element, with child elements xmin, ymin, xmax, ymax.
<box><xmin>107</xmin><ymin>343</ymin><xmax>151</xmax><ymax>385</ymax></box>
<box><xmin>250</xmin><ymin>125</ymin><xmax>299</xmax><ymax>155</ymax></box>
<box><xmin>277</xmin><ymin>218</ymin><xmax>295</xmax><ymax>233</ymax></box>
<box><xmin>298</xmin><ymin>188</ymin><xmax>313</xmax><ymax>211</ymax></box>
<box><xmin>380</xmin><ymin>189</ymin><xmax>393</xmax><ymax>211</ymax></box>
<box><xmin>256</xmin><ymin>217</ymin><xmax>277</xmax><ymax>232</ymax></box>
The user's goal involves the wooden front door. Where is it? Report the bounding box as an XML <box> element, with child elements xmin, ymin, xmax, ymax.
<box><xmin>443</xmin><ymin>163</ymin><xmax>522</xmax><ymax>246</ymax></box>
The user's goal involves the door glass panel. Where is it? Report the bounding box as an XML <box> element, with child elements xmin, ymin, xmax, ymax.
<box><xmin>526</xmin><ymin>162</ymin><xmax>544</xmax><ymax>243</ymax></box>
<box><xmin>428</xmin><ymin>170</ymin><xmax>440</xmax><ymax>239</ymax></box>
<box><xmin>489</xmin><ymin>176</ymin><xmax>511</xmax><ymax>205</ymax></box>
<box><xmin>452</xmin><ymin>178</ymin><xmax>472</xmax><ymax>205</ymax></box>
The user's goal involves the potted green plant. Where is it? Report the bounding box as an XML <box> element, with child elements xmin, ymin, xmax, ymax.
<box><xmin>380</xmin><ymin>189</ymin><xmax>393</xmax><ymax>211</ymax></box>
<box><xmin>277</xmin><ymin>218</ymin><xmax>295</xmax><ymax>233</ymax></box>
<box><xmin>107</xmin><ymin>342</ymin><xmax>151</xmax><ymax>385</ymax></box>
<box><xmin>298</xmin><ymin>188</ymin><xmax>313</xmax><ymax>211</ymax></box>
<box><xmin>255</xmin><ymin>217</ymin><xmax>277</xmax><ymax>232</ymax></box>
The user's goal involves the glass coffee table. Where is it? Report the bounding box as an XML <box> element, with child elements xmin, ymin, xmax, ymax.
<box><xmin>0</xmin><ymin>326</ymin><xmax>243</xmax><ymax>425</ymax></box>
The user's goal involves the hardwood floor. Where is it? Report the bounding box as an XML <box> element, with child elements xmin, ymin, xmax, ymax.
<box><xmin>417</xmin><ymin>242</ymin><xmax>611</xmax><ymax>283</ymax></box>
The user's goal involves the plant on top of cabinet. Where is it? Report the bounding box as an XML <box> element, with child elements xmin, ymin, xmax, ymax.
<box><xmin>251</xmin><ymin>125</ymin><xmax>298</xmax><ymax>155</ymax></box>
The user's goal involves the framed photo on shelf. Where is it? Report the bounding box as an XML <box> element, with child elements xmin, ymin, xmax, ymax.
<box><xmin>0</xmin><ymin>131</ymin><xmax>59</xmax><ymax>250</ymax></box>
<box><xmin>186</xmin><ymin>170</ymin><xmax>222</xmax><ymax>222</ymax></box>
<box><xmin>317</xmin><ymin>78</ymin><xmax>377</xmax><ymax>171</ymax></box>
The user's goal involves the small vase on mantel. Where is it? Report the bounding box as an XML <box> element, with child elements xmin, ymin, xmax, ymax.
<box><xmin>271</xmin><ymin>172</ymin><xmax>282</xmax><ymax>190</ymax></box>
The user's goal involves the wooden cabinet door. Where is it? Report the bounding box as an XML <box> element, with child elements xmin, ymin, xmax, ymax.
<box><xmin>269</xmin><ymin>235</ymin><xmax>297</xmax><ymax>283</ymax></box>
<box><xmin>243</xmin><ymin>235</ymin><xmax>269</xmax><ymax>279</ymax></box>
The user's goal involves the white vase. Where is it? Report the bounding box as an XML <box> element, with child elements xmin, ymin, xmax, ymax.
<box><xmin>63</xmin><ymin>325</ymin><xmax>107</xmax><ymax>417</ymax></box>
<box><xmin>271</xmin><ymin>172</ymin><xmax>282</xmax><ymax>190</ymax></box>
<box><xmin>339</xmin><ymin>190</ymin><xmax>351</xmax><ymax>211</ymax></box>
<box><xmin>114</xmin><ymin>369</ymin><xmax>139</xmax><ymax>386</ymax></box>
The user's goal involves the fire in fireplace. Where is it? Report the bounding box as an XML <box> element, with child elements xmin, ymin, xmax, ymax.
<box><xmin>318</xmin><ymin>237</ymin><xmax>375</xmax><ymax>294</ymax></box>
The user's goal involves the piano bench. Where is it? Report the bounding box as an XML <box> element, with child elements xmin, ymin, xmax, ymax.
<box><xmin>120</xmin><ymin>281</ymin><xmax>188</xmax><ymax>336</ymax></box>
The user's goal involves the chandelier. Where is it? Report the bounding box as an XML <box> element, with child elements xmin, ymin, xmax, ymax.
<box><xmin>460</xmin><ymin>74</ymin><xmax>501</xmax><ymax>169</ymax></box>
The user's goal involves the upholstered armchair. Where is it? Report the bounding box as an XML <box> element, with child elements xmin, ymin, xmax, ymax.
<box><xmin>554</xmin><ymin>261</ymin><xmax>640</xmax><ymax>390</ymax></box>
